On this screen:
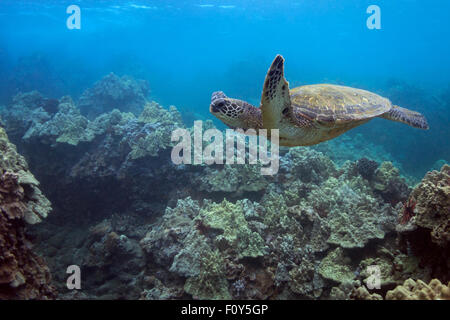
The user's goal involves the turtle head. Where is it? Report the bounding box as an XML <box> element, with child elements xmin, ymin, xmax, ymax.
<box><xmin>210</xmin><ymin>91</ymin><xmax>262</xmax><ymax>130</ymax></box>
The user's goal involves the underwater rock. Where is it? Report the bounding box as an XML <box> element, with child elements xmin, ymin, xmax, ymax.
<box><xmin>2</xmin><ymin>89</ymin><xmax>443</xmax><ymax>300</ymax></box>
<box><xmin>0</xmin><ymin>91</ymin><xmax>52</xmax><ymax>142</ymax></box>
<box><xmin>199</xmin><ymin>199</ymin><xmax>267</xmax><ymax>259</ymax></box>
<box><xmin>0</xmin><ymin>126</ymin><xmax>51</xmax><ymax>224</ymax></box>
<box><xmin>280</xmin><ymin>147</ymin><xmax>336</xmax><ymax>184</ymax></box>
<box><xmin>29</xmin><ymin>213</ymin><xmax>150</xmax><ymax>299</ymax></box>
<box><xmin>358</xmin><ymin>245</ymin><xmax>429</xmax><ymax>290</ymax></box>
<box><xmin>184</xmin><ymin>249</ymin><xmax>231</xmax><ymax>300</ymax></box>
<box><xmin>2</xmin><ymin>94</ymin><xmax>188</xmax><ymax>223</ymax></box>
<box><xmin>78</xmin><ymin>73</ymin><xmax>149</xmax><ymax>119</ymax></box>
<box><xmin>11</xmin><ymin>91</ymin><xmax>47</xmax><ymax>110</ymax></box>
<box><xmin>356</xmin><ymin>157</ymin><xmax>379</xmax><ymax>180</ymax></box>
<box><xmin>288</xmin><ymin>259</ymin><xmax>324</xmax><ymax>299</ymax></box>
<box><xmin>329</xmin><ymin>281</ymin><xmax>359</xmax><ymax>300</ymax></box>
<box><xmin>303</xmin><ymin>175</ymin><xmax>397</xmax><ymax>249</ymax></box>
<box><xmin>259</xmin><ymin>185</ymin><xmax>290</xmax><ymax>230</ymax></box>
<box><xmin>140</xmin><ymin>197</ymin><xmax>232</xmax><ymax>299</ymax></box>
<box><xmin>196</xmin><ymin>164</ymin><xmax>269</xmax><ymax>195</ymax></box>
<box><xmin>318</xmin><ymin>247</ymin><xmax>355</xmax><ymax>284</ymax></box>
<box><xmin>129</xmin><ymin>102</ymin><xmax>183</xmax><ymax>159</ymax></box>
<box><xmin>408</xmin><ymin>164</ymin><xmax>450</xmax><ymax>246</ymax></box>
<box><xmin>350</xmin><ymin>285</ymin><xmax>383</xmax><ymax>300</ymax></box>
<box><xmin>23</xmin><ymin>96</ymin><xmax>89</xmax><ymax>146</ymax></box>
<box><xmin>5</xmin><ymin>91</ymin><xmax>60</xmax><ymax>116</ymax></box>
<box><xmin>83</xmin><ymin>223</ymin><xmax>144</xmax><ymax>272</ymax></box>
<box><xmin>140</xmin><ymin>197</ymin><xmax>273</xmax><ymax>300</ymax></box>
<box><xmin>141</xmin><ymin>197</ymin><xmax>267</xmax><ymax>265</ymax></box>
<box><xmin>140</xmin><ymin>276</ymin><xmax>184</xmax><ymax>300</ymax></box>
<box><xmin>0</xmin><ymin>125</ymin><xmax>55</xmax><ymax>299</ymax></box>
<box><xmin>385</xmin><ymin>278</ymin><xmax>450</xmax><ymax>300</ymax></box>
<box><xmin>140</xmin><ymin>197</ymin><xmax>200</xmax><ymax>268</ymax></box>
<box><xmin>262</xmin><ymin>150</ymin><xmax>400</xmax><ymax>250</ymax></box>
<box><xmin>373</xmin><ymin>161</ymin><xmax>410</xmax><ymax>205</ymax></box>
<box><xmin>286</xmin><ymin>205</ymin><xmax>330</xmax><ymax>253</ymax></box>
<box><xmin>75</xmin><ymin>219</ymin><xmax>146</xmax><ymax>299</ymax></box>
<box><xmin>170</xmin><ymin>231</ymin><xmax>213</xmax><ymax>278</ymax></box>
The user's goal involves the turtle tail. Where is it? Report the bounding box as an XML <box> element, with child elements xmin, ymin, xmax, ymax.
<box><xmin>380</xmin><ymin>105</ymin><xmax>429</xmax><ymax>130</ymax></box>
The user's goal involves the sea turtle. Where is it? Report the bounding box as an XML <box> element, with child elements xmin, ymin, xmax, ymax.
<box><xmin>210</xmin><ymin>55</ymin><xmax>429</xmax><ymax>146</ymax></box>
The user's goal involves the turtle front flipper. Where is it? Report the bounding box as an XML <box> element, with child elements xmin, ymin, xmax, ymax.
<box><xmin>261</xmin><ymin>55</ymin><xmax>293</xmax><ymax>129</ymax></box>
<box><xmin>380</xmin><ymin>105</ymin><xmax>429</xmax><ymax>130</ymax></box>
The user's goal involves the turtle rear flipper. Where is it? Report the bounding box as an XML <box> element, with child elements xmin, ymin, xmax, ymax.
<box><xmin>380</xmin><ymin>105</ymin><xmax>429</xmax><ymax>130</ymax></box>
<box><xmin>261</xmin><ymin>55</ymin><xmax>293</xmax><ymax>129</ymax></box>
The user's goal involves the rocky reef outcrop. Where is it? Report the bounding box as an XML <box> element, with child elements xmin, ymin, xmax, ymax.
<box><xmin>1</xmin><ymin>75</ymin><xmax>448</xmax><ymax>300</ymax></box>
<box><xmin>1</xmin><ymin>90</ymin><xmax>186</xmax><ymax>224</ymax></box>
<box><xmin>78</xmin><ymin>73</ymin><xmax>150</xmax><ymax>119</ymax></box>
<box><xmin>408</xmin><ymin>164</ymin><xmax>449</xmax><ymax>246</ymax></box>
<box><xmin>0</xmin><ymin>125</ymin><xmax>55</xmax><ymax>299</ymax></box>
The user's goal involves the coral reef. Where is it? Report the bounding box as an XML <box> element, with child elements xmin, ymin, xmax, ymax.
<box><xmin>1</xmin><ymin>91</ymin><xmax>187</xmax><ymax>224</ymax></box>
<box><xmin>78</xmin><ymin>73</ymin><xmax>149</xmax><ymax>119</ymax></box>
<box><xmin>0</xmin><ymin>125</ymin><xmax>55</xmax><ymax>299</ymax></box>
<box><xmin>356</xmin><ymin>158</ymin><xmax>379</xmax><ymax>180</ymax></box>
<box><xmin>183</xmin><ymin>249</ymin><xmax>231</xmax><ymax>300</ymax></box>
<box><xmin>23</xmin><ymin>96</ymin><xmax>90</xmax><ymax>146</ymax></box>
<box><xmin>196</xmin><ymin>164</ymin><xmax>269</xmax><ymax>195</ymax></box>
<box><xmin>307</xmin><ymin>175</ymin><xmax>397</xmax><ymax>249</ymax></box>
<box><xmin>198</xmin><ymin>199</ymin><xmax>266</xmax><ymax>259</ymax></box>
<box><xmin>140</xmin><ymin>197</ymin><xmax>268</xmax><ymax>299</ymax></box>
<box><xmin>1</xmin><ymin>79</ymin><xmax>447</xmax><ymax>300</ymax></box>
<box><xmin>385</xmin><ymin>278</ymin><xmax>450</xmax><ymax>300</ymax></box>
<box><xmin>408</xmin><ymin>164</ymin><xmax>449</xmax><ymax>246</ymax></box>
<box><xmin>30</xmin><ymin>213</ymin><xmax>150</xmax><ymax>299</ymax></box>
<box><xmin>350</xmin><ymin>285</ymin><xmax>383</xmax><ymax>300</ymax></box>
<box><xmin>372</xmin><ymin>161</ymin><xmax>410</xmax><ymax>205</ymax></box>
<box><xmin>0</xmin><ymin>126</ymin><xmax>51</xmax><ymax>224</ymax></box>
<box><xmin>318</xmin><ymin>247</ymin><xmax>355</xmax><ymax>284</ymax></box>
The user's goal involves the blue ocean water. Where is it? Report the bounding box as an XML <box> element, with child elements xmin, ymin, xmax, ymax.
<box><xmin>0</xmin><ymin>0</ymin><xmax>449</xmax><ymax>177</ymax></box>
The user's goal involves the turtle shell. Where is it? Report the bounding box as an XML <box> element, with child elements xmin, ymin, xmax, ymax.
<box><xmin>290</xmin><ymin>84</ymin><xmax>392</xmax><ymax>124</ymax></box>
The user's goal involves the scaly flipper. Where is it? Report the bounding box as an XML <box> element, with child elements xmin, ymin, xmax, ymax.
<box><xmin>380</xmin><ymin>105</ymin><xmax>429</xmax><ymax>130</ymax></box>
<box><xmin>260</xmin><ymin>55</ymin><xmax>293</xmax><ymax>129</ymax></box>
